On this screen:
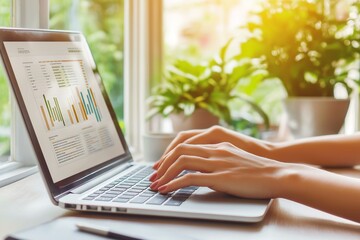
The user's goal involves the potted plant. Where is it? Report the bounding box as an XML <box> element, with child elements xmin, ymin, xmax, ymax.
<box><xmin>237</xmin><ymin>1</ymin><xmax>360</xmax><ymax>138</ymax></box>
<box><xmin>147</xmin><ymin>42</ymin><xmax>270</xmax><ymax>132</ymax></box>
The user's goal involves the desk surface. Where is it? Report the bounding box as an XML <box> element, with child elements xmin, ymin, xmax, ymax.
<box><xmin>1</xmin><ymin>170</ymin><xmax>360</xmax><ymax>240</ymax></box>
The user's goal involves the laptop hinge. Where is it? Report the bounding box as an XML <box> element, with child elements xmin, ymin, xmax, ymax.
<box><xmin>70</xmin><ymin>162</ymin><xmax>134</xmax><ymax>194</ymax></box>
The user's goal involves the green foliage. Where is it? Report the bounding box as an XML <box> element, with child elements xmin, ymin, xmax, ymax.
<box><xmin>237</xmin><ymin>0</ymin><xmax>360</xmax><ymax>97</ymax></box>
<box><xmin>148</xmin><ymin>41</ymin><xmax>270</xmax><ymax>128</ymax></box>
<box><xmin>231</xmin><ymin>118</ymin><xmax>260</xmax><ymax>138</ymax></box>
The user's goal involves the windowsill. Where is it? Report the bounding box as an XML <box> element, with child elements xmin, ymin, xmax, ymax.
<box><xmin>0</xmin><ymin>161</ymin><xmax>37</xmax><ymax>188</ymax></box>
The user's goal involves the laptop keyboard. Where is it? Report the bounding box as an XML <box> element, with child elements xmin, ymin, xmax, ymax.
<box><xmin>83</xmin><ymin>165</ymin><xmax>198</xmax><ymax>206</ymax></box>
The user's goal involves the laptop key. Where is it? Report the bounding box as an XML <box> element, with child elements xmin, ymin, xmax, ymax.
<box><xmin>101</xmin><ymin>196</ymin><xmax>117</xmax><ymax>200</ymax></box>
<box><xmin>127</xmin><ymin>189</ymin><xmax>143</xmax><ymax>193</ymax></box>
<box><xmin>108</xmin><ymin>190</ymin><xmax>124</xmax><ymax>195</ymax></box>
<box><xmin>172</xmin><ymin>193</ymin><xmax>191</xmax><ymax>199</ymax></box>
<box><xmin>165</xmin><ymin>199</ymin><xmax>184</xmax><ymax>206</ymax></box>
<box><xmin>139</xmin><ymin>193</ymin><xmax>155</xmax><ymax>198</ymax></box>
<box><xmin>146</xmin><ymin>194</ymin><xmax>171</xmax><ymax>205</ymax></box>
<box><xmin>113</xmin><ymin>198</ymin><xmax>130</xmax><ymax>203</ymax></box>
<box><xmin>117</xmin><ymin>185</ymin><xmax>132</xmax><ymax>188</ymax></box>
<box><xmin>132</xmin><ymin>186</ymin><xmax>147</xmax><ymax>190</ymax></box>
<box><xmin>95</xmin><ymin>197</ymin><xmax>113</xmax><ymax>202</ymax></box>
<box><xmin>143</xmin><ymin>190</ymin><xmax>156</xmax><ymax>194</ymax></box>
<box><xmin>84</xmin><ymin>196</ymin><xmax>95</xmax><ymax>201</ymax></box>
<box><xmin>122</xmin><ymin>192</ymin><xmax>138</xmax><ymax>197</ymax></box>
<box><xmin>130</xmin><ymin>196</ymin><xmax>151</xmax><ymax>204</ymax></box>
<box><xmin>124</xmin><ymin>180</ymin><xmax>138</xmax><ymax>184</ymax></box>
<box><xmin>117</xmin><ymin>195</ymin><xmax>133</xmax><ymax>199</ymax></box>
<box><xmin>129</xmin><ymin>177</ymin><xmax>143</xmax><ymax>181</ymax></box>
<box><xmin>137</xmin><ymin>183</ymin><xmax>150</xmax><ymax>187</ymax></box>
<box><xmin>102</xmin><ymin>193</ymin><xmax>118</xmax><ymax>198</ymax></box>
<box><xmin>178</xmin><ymin>189</ymin><xmax>196</xmax><ymax>194</ymax></box>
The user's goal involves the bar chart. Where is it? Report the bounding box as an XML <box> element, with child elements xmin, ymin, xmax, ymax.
<box><xmin>40</xmin><ymin>87</ymin><xmax>102</xmax><ymax>131</ymax></box>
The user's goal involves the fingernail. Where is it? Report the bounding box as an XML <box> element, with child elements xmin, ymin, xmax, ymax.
<box><xmin>153</xmin><ymin>161</ymin><xmax>160</xmax><ymax>170</ymax></box>
<box><xmin>158</xmin><ymin>185</ymin><xmax>167</xmax><ymax>192</ymax></box>
<box><xmin>150</xmin><ymin>180</ymin><xmax>159</xmax><ymax>190</ymax></box>
<box><xmin>149</xmin><ymin>172</ymin><xmax>157</xmax><ymax>182</ymax></box>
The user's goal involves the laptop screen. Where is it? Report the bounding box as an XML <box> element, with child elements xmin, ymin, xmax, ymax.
<box><xmin>0</xmin><ymin>29</ymin><xmax>130</xmax><ymax>199</ymax></box>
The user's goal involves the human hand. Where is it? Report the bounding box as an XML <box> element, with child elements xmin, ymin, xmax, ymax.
<box><xmin>153</xmin><ymin>126</ymin><xmax>250</xmax><ymax>170</ymax></box>
<box><xmin>150</xmin><ymin>142</ymin><xmax>288</xmax><ymax>199</ymax></box>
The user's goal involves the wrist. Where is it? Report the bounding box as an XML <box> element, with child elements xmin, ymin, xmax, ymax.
<box><xmin>240</xmin><ymin>136</ymin><xmax>275</xmax><ymax>158</ymax></box>
<box><xmin>276</xmin><ymin>163</ymin><xmax>315</xmax><ymax>199</ymax></box>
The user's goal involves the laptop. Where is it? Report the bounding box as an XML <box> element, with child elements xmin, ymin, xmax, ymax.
<box><xmin>0</xmin><ymin>28</ymin><xmax>271</xmax><ymax>222</ymax></box>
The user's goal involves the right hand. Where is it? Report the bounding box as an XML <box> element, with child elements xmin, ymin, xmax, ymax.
<box><xmin>153</xmin><ymin>126</ymin><xmax>255</xmax><ymax>170</ymax></box>
<box><xmin>150</xmin><ymin>141</ymin><xmax>288</xmax><ymax>199</ymax></box>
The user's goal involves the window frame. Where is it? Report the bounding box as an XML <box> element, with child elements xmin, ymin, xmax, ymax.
<box><xmin>124</xmin><ymin>0</ymin><xmax>163</xmax><ymax>156</ymax></box>
<box><xmin>0</xmin><ymin>0</ymin><xmax>48</xmax><ymax>187</ymax></box>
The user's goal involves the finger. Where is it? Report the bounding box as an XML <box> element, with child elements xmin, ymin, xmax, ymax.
<box><xmin>155</xmin><ymin>144</ymin><xmax>213</xmax><ymax>180</ymax></box>
<box><xmin>157</xmin><ymin>172</ymin><xmax>215</xmax><ymax>193</ymax></box>
<box><xmin>155</xmin><ymin>141</ymin><xmax>241</xmax><ymax>178</ymax></box>
<box><xmin>150</xmin><ymin>143</ymin><xmax>216</xmax><ymax>181</ymax></box>
<box><xmin>155</xmin><ymin>132</ymin><xmax>214</xmax><ymax>171</ymax></box>
<box><xmin>163</xmin><ymin>130</ymin><xmax>204</xmax><ymax>156</ymax></box>
<box><xmin>155</xmin><ymin>155</ymin><xmax>217</xmax><ymax>188</ymax></box>
<box><xmin>153</xmin><ymin>130</ymin><xmax>203</xmax><ymax>169</ymax></box>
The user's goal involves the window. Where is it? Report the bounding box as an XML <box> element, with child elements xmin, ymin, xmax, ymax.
<box><xmin>0</xmin><ymin>1</ymin><xmax>11</xmax><ymax>160</ymax></box>
<box><xmin>50</xmin><ymin>0</ymin><xmax>125</xmax><ymax>126</ymax></box>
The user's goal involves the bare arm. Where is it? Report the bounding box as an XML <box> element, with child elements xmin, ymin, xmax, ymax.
<box><xmin>154</xmin><ymin>126</ymin><xmax>360</xmax><ymax>168</ymax></box>
<box><xmin>264</xmin><ymin>134</ymin><xmax>360</xmax><ymax>167</ymax></box>
<box><xmin>150</xmin><ymin>142</ymin><xmax>360</xmax><ymax>223</ymax></box>
<box><xmin>283</xmin><ymin>164</ymin><xmax>360</xmax><ymax>223</ymax></box>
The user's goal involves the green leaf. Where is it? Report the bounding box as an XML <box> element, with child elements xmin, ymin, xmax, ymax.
<box><xmin>179</xmin><ymin>102</ymin><xmax>195</xmax><ymax>116</ymax></box>
<box><xmin>233</xmin><ymin>93</ymin><xmax>270</xmax><ymax>129</ymax></box>
<box><xmin>163</xmin><ymin>105</ymin><xmax>174</xmax><ymax>116</ymax></box>
<box><xmin>219</xmin><ymin>37</ymin><xmax>234</xmax><ymax>62</ymax></box>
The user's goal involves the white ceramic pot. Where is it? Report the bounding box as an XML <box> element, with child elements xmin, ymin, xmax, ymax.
<box><xmin>170</xmin><ymin>108</ymin><xmax>219</xmax><ymax>132</ymax></box>
<box><xmin>283</xmin><ymin>97</ymin><xmax>350</xmax><ymax>138</ymax></box>
<box><xmin>143</xmin><ymin>133</ymin><xmax>177</xmax><ymax>162</ymax></box>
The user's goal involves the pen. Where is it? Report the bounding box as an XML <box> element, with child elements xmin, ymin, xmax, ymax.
<box><xmin>76</xmin><ymin>222</ymin><xmax>144</xmax><ymax>240</ymax></box>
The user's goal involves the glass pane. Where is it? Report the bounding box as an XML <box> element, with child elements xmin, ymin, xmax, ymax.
<box><xmin>0</xmin><ymin>1</ymin><xmax>11</xmax><ymax>157</ymax></box>
<box><xmin>50</xmin><ymin>0</ymin><xmax>124</xmax><ymax>126</ymax></box>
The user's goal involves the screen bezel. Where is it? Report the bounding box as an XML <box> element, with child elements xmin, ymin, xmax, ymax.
<box><xmin>0</xmin><ymin>28</ymin><xmax>132</xmax><ymax>203</ymax></box>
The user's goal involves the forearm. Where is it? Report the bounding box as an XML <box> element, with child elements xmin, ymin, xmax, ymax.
<box><xmin>280</xmin><ymin>164</ymin><xmax>360</xmax><ymax>223</ymax></box>
<box><xmin>245</xmin><ymin>133</ymin><xmax>360</xmax><ymax>167</ymax></box>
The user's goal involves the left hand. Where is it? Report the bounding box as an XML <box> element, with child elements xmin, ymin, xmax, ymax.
<box><xmin>149</xmin><ymin>142</ymin><xmax>289</xmax><ymax>199</ymax></box>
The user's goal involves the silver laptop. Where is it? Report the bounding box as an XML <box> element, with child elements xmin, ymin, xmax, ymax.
<box><xmin>0</xmin><ymin>28</ymin><xmax>271</xmax><ymax>222</ymax></box>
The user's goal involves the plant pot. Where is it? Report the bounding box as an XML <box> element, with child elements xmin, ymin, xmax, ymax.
<box><xmin>283</xmin><ymin>97</ymin><xmax>350</xmax><ymax>138</ymax></box>
<box><xmin>170</xmin><ymin>108</ymin><xmax>219</xmax><ymax>132</ymax></box>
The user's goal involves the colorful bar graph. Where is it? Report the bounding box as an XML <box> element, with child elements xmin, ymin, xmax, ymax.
<box><xmin>40</xmin><ymin>87</ymin><xmax>102</xmax><ymax>131</ymax></box>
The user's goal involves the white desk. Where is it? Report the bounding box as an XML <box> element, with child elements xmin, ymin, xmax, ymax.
<box><xmin>1</xmin><ymin>170</ymin><xmax>360</xmax><ymax>239</ymax></box>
